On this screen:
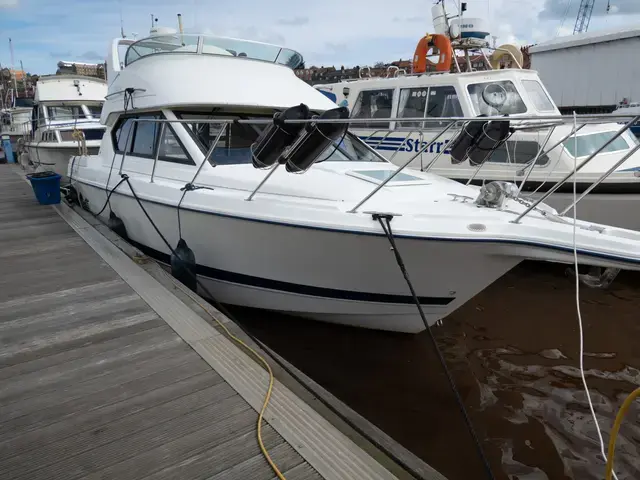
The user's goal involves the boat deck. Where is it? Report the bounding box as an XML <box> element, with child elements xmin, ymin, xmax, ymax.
<box><xmin>0</xmin><ymin>165</ymin><xmax>445</xmax><ymax>480</ymax></box>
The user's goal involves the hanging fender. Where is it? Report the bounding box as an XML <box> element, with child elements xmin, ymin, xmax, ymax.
<box><xmin>412</xmin><ymin>33</ymin><xmax>453</xmax><ymax>74</ymax></box>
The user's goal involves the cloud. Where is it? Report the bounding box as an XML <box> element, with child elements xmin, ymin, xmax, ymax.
<box><xmin>276</xmin><ymin>16</ymin><xmax>309</xmax><ymax>26</ymax></box>
<box><xmin>393</xmin><ymin>16</ymin><xmax>426</xmax><ymax>23</ymax></box>
<box><xmin>78</xmin><ymin>51</ymin><xmax>104</xmax><ymax>61</ymax></box>
<box><xmin>0</xmin><ymin>0</ymin><xmax>18</xmax><ymax>7</ymax></box>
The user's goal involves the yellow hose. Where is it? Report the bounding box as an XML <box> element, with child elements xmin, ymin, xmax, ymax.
<box><xmin>605</xmin><ymin>387</ymin><xmax>640</xmax><ymax>480</ymax></box>
<box><xmin>168</xmin><ymin>276</ymin><xmax>287</xmax><ymax>480</ymax></box>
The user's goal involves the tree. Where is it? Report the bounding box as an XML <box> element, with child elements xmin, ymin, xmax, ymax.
<box><xmin>374</xmin><ymin>61</ymin><xmax>386</xmax><ymax>68</ymax></box>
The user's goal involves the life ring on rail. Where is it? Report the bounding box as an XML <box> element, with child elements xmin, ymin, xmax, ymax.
<box><xmin>412</xmin><ymin>33</ymin><xmax>453</xmax><ymax>73</ymax></box>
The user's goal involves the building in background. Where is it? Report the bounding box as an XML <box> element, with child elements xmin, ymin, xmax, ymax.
<box><xmin>56</xmin><ymin>61</ymin><xmax>106</xmax><ymax>80</ymax></box>
<box><xmin>530</xmin><ymin>27</ymin><xmax>640</xmax><ymax>114</ymax></box>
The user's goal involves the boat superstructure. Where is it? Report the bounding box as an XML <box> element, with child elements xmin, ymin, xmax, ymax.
<box><xmin>23</xmin><ymin>74</ymin><xmax>107</xmax><ymax>178</ymax></box>
<box><xmin>68</xmin><ymin>30</ymin><xmax>640</xmax><ymax>334</ymax></box>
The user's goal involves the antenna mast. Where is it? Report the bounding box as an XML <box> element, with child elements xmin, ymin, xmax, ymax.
<box><xmin>20</xmin><ymin>60</ymin><xmax>27</xmax><ymax>98</ymax></box>
<box><xmin>9</xmin><ymin>38</ymin><xmax>18</xmax><ymax>98</ymax></box>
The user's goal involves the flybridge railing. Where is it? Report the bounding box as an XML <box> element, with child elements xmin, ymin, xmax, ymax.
<box><xmin>105</xmin><ymin>113</ymin><xmax>640</xmax><ymax>222</ymax></box>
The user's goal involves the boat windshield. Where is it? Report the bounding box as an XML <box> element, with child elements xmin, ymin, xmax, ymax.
<box><xmin>125</xmin><ymin>34</ymin><xmax>304</xmax><ymax>69</ymax></box>
<box><xmin>176</xmin><ymin>112</ymin><xmax>386</xmax><ymax>165</ymax></box>
<box><xmin>46</xmin><ymin>105</ymin><xmax>86</xmax><ymax>121</ymax></box>
<box><xmin>467</xmin><ymin>80</ymin><xmax>527</xmax><ymax>115</ymax></box>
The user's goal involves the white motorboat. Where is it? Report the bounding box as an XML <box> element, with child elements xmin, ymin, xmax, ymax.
<box><xmin>612</xmin><ymin>100</ymin><xmax>640</xmax><ymax>138</ymax></box>
<box><xmin>24</xmin><ymin>74</ymin><xmax>107</xmax><ymax>179</ymax></box>
<box><xmin>314</xmin><ymin>2</ymin><xmax>640</xmax><ymax>231</ymax></box>
<box><xmin>69</xmin><ymin>30</ymin><xmax>640</xmax><ymax>334</ymax></box>
<box><xmin>0</xmin><ymin>92</ymin><xmax>33</xmax><ymax>154</ymax></box>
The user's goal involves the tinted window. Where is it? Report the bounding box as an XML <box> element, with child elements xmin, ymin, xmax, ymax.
<box><xmin>467</xmin><ymin>80</ymin><xmax>527</xmax><ymax>115</ymax></box>
<box><xmin>178</xmin><ymin>113</ymin><xmax>264</xmax><ymax>165</ymax></box>
<box><xmin>351</xmin><ymin>89</ymin><xmax>394</xmax><ymax>129</ymax></box>
<box><xmin>47</xmin><ymin>105</ymin><xmax>85</xmax><ymax>121</ymax></box>
<box><xmin>131</xmin><ymin>116</ymin><xmax>159</xmax><ymax>157</ymax></box>
<box><xmin>487</xmin><ymin>141</ymin><xmax>549</xmax><ymax>166</ymax></box>
<box><xmin>86</xmin><ymin>105</ymin><xmax>103</xmax><ymax>117</ymax></box>
<box><xmin>158</xmin><ymin>125</ymin><xmax>191</xmax><ymax>163</ymax></box>
<box><xmin>426</xmin><ymin>86</ymin><xmax>463</xmax><ymax>118</ymax></box>
<box><xmin>115</xmin><ymin>118</ymin><xmax>135</xmax><ymax>152</ymax></box>
<box><xmin>563</xmin><ymin>132</ymin><xmax>629</xmax><ymax>158</ymax></box>
<box><xmin>397</xmin><ymin>88</ymin><xmax>427</xmax><ymax>128</ymax></box>
<box><xmin>397</xmin><ymin>86</ymin><xmax>462</xmax><ymax>129</ymax></box>
<box><xmin>522</xmin><ymin>80</ymin><xmax>555</xmax><ymax>112</ymax></box>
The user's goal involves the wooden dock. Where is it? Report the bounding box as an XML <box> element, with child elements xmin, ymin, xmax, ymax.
<box><xmin>0</xmin><ymin>165</ymin><xmax>446</xmax><ymax>480</ymax></box>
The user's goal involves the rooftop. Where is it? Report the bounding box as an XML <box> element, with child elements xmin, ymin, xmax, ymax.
<box><xmin>530</xmin><ymin>25</ymin><xmax>640</xmax><ymax>54</ymax></box>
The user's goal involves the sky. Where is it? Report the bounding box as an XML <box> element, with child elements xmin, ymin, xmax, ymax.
<box><xmin>0</xmin><ymin>0</ymin><xmax>639</xmax><ymax>75</ymax></box>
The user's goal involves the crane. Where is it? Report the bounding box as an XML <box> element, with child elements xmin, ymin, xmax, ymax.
<box><xmin>573</xmin><ymin>0</ymin><xmax>611</xmax><ymax>34</ymax></box>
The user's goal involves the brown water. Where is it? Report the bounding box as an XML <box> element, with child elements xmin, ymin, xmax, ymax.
<box><xmin>229</xmin><ymin>262</ymin><xmax>640</xmax><ymax>480</ymax></box>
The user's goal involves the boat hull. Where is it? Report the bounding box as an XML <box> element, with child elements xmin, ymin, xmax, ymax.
<box><xmin>74</xmin><ymin>180</ymin><xmax>520</xmax><ymax>333</ymax></box>
<box><xmin>26</xmin><ymin>144</ymin><xmax>99</xmax><ymax>180</ymax></box>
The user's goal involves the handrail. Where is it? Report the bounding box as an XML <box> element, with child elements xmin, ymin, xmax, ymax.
<box><xmin>512</xmin><ymin>115</ymin><xmax>640</xmax><ymax>223</ymax></box>
<box><xmin>559</xmin><ymin>142</ymin><xmax>640</xmax><ymax>216</ymax></box>
<box><xmin>128</xmin><ymin>113</ymin><xmax>640</xmax><ymax>126</ymax></box>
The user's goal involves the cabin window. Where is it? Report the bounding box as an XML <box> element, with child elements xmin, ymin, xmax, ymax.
<box><xmin>177</xmin><ymin>112</ymin><xmax>266</xmax><ymax>165</ymax></box>
<box><xmin>562</xmin><ymin>132</ymin><xmax>629</xmax><ymax>158</ymax></box>
<box><xmin>131</xmin><ymin>115</ymin><xmax>160</xmax><ymax>157</ymax></box>
<box><xmin>397</xmin><ymin>86</ymin><xmax>462</xmax><ymax>128</ymax></box>
<box><xmin>157</xmin><ymin>125</ymin><xmax>194</xmax><ymax>164</ymax></box>
<box><xmin>176</xmin><ymin>111</ymin><xmax>384</xmax><ymax>165</ymax></box>
<box><xmin>113</xmin><ymin>118</ymin><xmax>135</xmax><ymax>152</ymax></box>
<box><xmin>350</xmin><ymin>89</ymin><xmax>394</xmax><ymax>129</ymax></box>
<box><xmin>112</xmin><ymin>114</ymin><xmax>196</xmax><ymax>165</ymax></box>
<box><xmin>486</xmin><ymin>141</ymin><xmax>550</xmax><ymax>166</ymax></box>
<box><xmin>86</xmin><ymin>105</ymin><xmax>103</xmax><ymax>118</ymax></box>
<box><xmin>521</xmin><ymin>80</ymin><xmax>555</xmax><ymax>112</ymax></box>
<box><xmin>46</xmin><ymin>105</ymin><xmax>85</xmax><ymax>121</ymax></box>
<box><xmin>467</xmin><ymin>80</ymin><xmax>527</xmax><ymax>115</ymax></box>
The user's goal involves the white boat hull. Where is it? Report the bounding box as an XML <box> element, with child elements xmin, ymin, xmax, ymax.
<box><xmin>26</xmin><ymin>144</ymin><xmax>99</xmax><ymax>180</ymax></box>
<box><xmin>75</xmin><ymin>180</ymin><xmax>520</xmax><ymax>333</ymax></box>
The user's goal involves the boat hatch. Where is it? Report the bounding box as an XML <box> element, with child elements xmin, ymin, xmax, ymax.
<box><xmin>347</xmin><ymin>169</ymin><xmax>430</xmax><ymax>185</ymax></box>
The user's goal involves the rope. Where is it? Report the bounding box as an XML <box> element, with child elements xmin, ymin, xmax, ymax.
<box><xmin>72</xmin><ymin>128</ymin><xmax>88</xmax><ymax>156</ymax></box>
<box><xmin>373</xmin><ymin>213</ymin><xmax>495</xmax><ymax>480</ymax></box>
<box><xmin>92</xmin><ymin>174</ymin><xmax>286</xmax><ymax>480</ymax></box>
<box><xmin>605</xmin><ymin>388</ymin><xmax>640</xmax><ymax>480</ymax></box>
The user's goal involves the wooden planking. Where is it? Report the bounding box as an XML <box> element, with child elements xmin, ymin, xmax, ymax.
<box><xmin>2</xmin><ymin>381</ymin><xmax>238</xmax><ymax>477</ymax></box>
<box><xmin>0</xmin><ymin>365</ymin><xmax>218</xmax><ymax>458</ymax></box>
<box><xmin>0</xmin><ymin>165</ymin><xmax>409</xmax><ymax>480</ymax></box>
<box><xmin>0</xmin><ymin>165</ymin><xmax>317</xmax><ymax>480</ymax></box>
<box><xmin>0</xmin><ymin>350</ymin><xmax>209</xmax><ymax>441</ymax></box>
<box><xmin>275</xmin><ymin>463</ymin><xmax>325</xmax><ymax>480</ymax></box>
<box><xmin>18</xmin><ymin>395</ymin><xmax>252</xmax><ymax>480</ymax></box>
<box><xmin>206</xmin><ymin>442</ymin><xmax>307</xmax><ymax>480</ymax></box>
<box><xmin>140</xmin><ymin>425</ymin><xmax>285</xmax><ymax>480</ymax></box>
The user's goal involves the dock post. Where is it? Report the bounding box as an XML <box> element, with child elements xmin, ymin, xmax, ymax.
<box><xmin>1</xmin><ymin>135</ymin><xmax>15</xmax><ymax>163</ymax></box>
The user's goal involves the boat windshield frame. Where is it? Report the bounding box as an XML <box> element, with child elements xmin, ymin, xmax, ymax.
<box><xmin>124</xmin><ymin>34</ymin><xmax>304</xmax><ymax>69</ymax></box>
<box><xmin>173</xmin><ymin>110</ymin><xmax>388</xmax><ymax>165</ymax></box>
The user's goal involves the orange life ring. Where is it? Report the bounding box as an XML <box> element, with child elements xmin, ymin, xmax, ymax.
<box><xmin>412</xmin><ymin>34</ymin><xmax>453</xmax><ymax>73</ymax></box>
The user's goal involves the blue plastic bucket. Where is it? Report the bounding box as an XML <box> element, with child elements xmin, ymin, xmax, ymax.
<box><xmin>27</xmin><ymin>171</ymin><xmax>62</xmax><ymax>205</ymax></box>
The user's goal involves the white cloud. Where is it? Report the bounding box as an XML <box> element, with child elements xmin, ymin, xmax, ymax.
<box><xmin>0</xmin><ymin>0</ymin><xmax>18</xmax><ymax>7</ymax></box>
